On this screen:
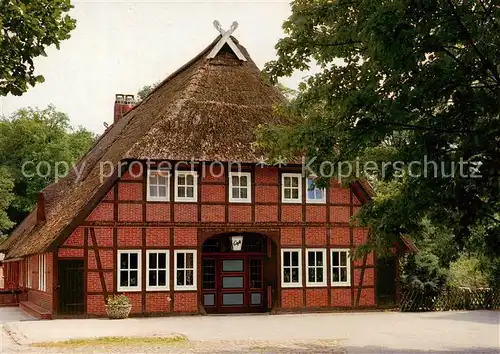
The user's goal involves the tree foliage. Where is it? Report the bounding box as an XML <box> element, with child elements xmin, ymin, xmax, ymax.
<box><xmin>0</xmin><ymin>106</ymin><xmax>96</xmax><ymax>229</ymax></box>
<box><xmin>0</xmin><ymin>167</ymin><xmax>14</xmax><ymax>232</ymax></box>
<box><xmin>0</xmin><ymin>0</ymin><xmax>76</xmax><ymax>96</ymax></box>
<box><xmin>261</xmin><ymin>1</ymin><xmax>500</xmax><ymax>270</ymax></box>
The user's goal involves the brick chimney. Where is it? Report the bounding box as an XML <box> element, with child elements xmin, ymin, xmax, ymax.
<box><xmin>37</xmin><ymin>192</ymin><xmax>45</xmax><ymax>222</ymax></box>
<box><xmin>114</xmin><ymin>94</ymin><xmax>135</xmax><ymax>123</ymax></box>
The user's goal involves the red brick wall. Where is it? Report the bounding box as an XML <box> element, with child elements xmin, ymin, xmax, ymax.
<box><xmin>26</xmin><ymin>253</ymin><xmax>54</xmax><ymax>312</ymax></box>
<box><xmin>306</xmin><ymin>288</ymin><xmax>328</xmax><ymax>308</ymax></box>
<box><xmin>331</xmin><ymin>288</ymin><xmax>352</xmax><ymax>307</ymax></box>
<box><xmin>146</xmin><ymin>293</ymin><xmax>171</xmax><ymax>313</ymax></box>
<box><xmin>228</xmin><ymin>205</ymin><xmax>252</xmax><ymax>222</ymax></box>
<box><xmin>173</xmin><ymin>292</ymin><xmax>197</xmax><ymax>312</ymax></box>
<box><xmin>281</xmin><ymin>289</ymin><xmax>303</xmax><ymax>309</ymax></box>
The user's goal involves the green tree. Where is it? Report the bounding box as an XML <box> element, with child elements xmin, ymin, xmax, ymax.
<box><xmin>261</xmin><ymin>1</ymin><xmax>500</xmax><ymax>273</ymax></box>
<box><xmin>137</xmin><ymin>81</ymin><xmax>162</xmax><ymax>101</ymax></box>
<box><xmin>0</xmin><ymin>0</ymin><xmax>76</xmax><ymax>96</ymax></box>
<box><xmin>0</xmin><ymin>167</ymin><xmax>14</xmax><ymax>232</ymax></box>
<box><xmin>0</xmin><ymin>106</ymin><xmax>96</xmax><ymax>226</ymax></box>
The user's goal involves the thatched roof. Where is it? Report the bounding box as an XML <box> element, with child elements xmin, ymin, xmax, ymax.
<box><xmin>1</xmin><ymin>35</ymin><xmax>289</xmax><ymax>259</ymax></box>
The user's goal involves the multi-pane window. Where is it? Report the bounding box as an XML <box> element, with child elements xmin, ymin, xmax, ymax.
<box><xmin>38</xmin><ymin>254</ymin><xmax>46</xmax><ymax>291</ymax></box>
<box><xmin>147</xmin><ymin>169</ymin><xmax>169</xmax><ymax>201</ymax></box>
<box><xmin>306</xmin><ymin>177</ymin><xmax>326</xmax><ymax>203</ymax></box>
<box><xmin>118</xmin><ymin>250</ymin><xmax>141</xmax><ymax>291</ymax></box>
<box><xmin>282</xmin><ymin>173</ymin><xmax>302</xmax><ymax>203</ymax></box>
<box><xmin>229</xmin><ymin>172</ymin><xmax>251</xmax><ymax>203</ymax></box>
<box><xmin>331</xmin><ymin>249</ymin><xmax>351</xmax><ymax>286</ymax></box>
<box><xmin>26</xmin><ymin>258</ymin><xmax>32</xmax><ymax>288</ymax></box>
<box><xmin>146</xmin><ymin>250</ymin><xmax>169</xmax><ymax>291</ymax></box>
<box><xmin>174</xmin><ymin>250</ymin><xmax>197</xmax><ymax>290</ymax></box>
<box><xmin>281</xmin><ymin>249</ymin><xmax>302</xmax><ymax>287</ymax></box>
<box><xmin>306</xmin><ymin>249</ymin><xmax>326</xmax><ymax>287</ymax></box>
<box><xmin>175</xmin><ymin>171</ymin><xmax>197</xmax><ymax>202</ymax></box>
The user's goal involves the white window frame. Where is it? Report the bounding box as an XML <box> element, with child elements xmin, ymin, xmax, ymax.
<box><xmin>306</xmin><ymin>248</ymin><xmax>327</xmax><ymax>287</ymax></box>
<box><xmin>280</xmin><ymin>248</ymin><xmax>302</xmax><ymax>288</ymax></box>
<box><xmin>306</xmin><ymin>176</ymin><xmax>326</xmax><ymax>204</ymax></box>
<box><xmin>146</xmin><ymin>168</ymin><xmax>170</xmax><ymax>202</ymax></box>
<box><xmin>26</xmin><ymin>258</ymin><xmax>32</xmax><ymax>288</ymax></box>
<box><xmin>281</xmin><ymin>173</ymin><xmax>302</xmax><ymax>203</ymax></box>
<box><xmin>38</xmin><ymin>254</ymin><xmax>46</xmax><ymax>291</ymax></box>
<box><xmin>146</xmin><ymin>250</ymin><xmax>170</xmax><ymax>291</ymax></box>
<box><xmin>229</xmin><ymin>171</ymin><xmax>251</xmax><ymax>203</ymax></box>
<box><xmin>117</xmin><ymin>250</ymin><xmax>142</xmax><ymax>292</ymax></box>
<box><xmin>331</xmin><ymin>248</ymin><xmax>351</xmax><ymax>286</ymax></box>
<box><xmin>174</xmin><ymin>250</ymin><xmax>197</xmax><ymax>291</ymax></box>
<box><xmin>174</xmin><ymin>171</ymin><xmax>198</xmax><ymax>202</ymax></box>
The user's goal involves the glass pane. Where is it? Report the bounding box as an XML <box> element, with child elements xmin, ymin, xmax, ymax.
<box><xmin>232</xmin><ymin>188</ymin><xmax>239</xmax><ymax>199</ymax></box>
<box><xmin>222</xmin><ymin>259</ymin><xmax>243</xmax><ymax>272</ymax></box>
<box><xmin>177</xmin><ymin>253</ymin><xmax>184</xmax><ymax>268</ymax></box>
<box><xmin>158</xmin><ymin>270</ymin><xmax>166</xmax><ymax>286</ymax></box>
<box><xmin>283</xmin><ymin>252</ymin><xmax>290</xmax><ymax>267</ymax></box>
<box><xmin>222</xmin><ymin>293</ymin><xmax>244</xmax><ymax>306</ymax></box>
<box><xmin>187</xmin><ymin>174</ymin><xmax>194</xmax><ymax>185</ymax></box>
<box><xmin>149</xmin><ymin>175</ymin><xmax>157</xmax><ymax>185</ymax></box>
<box><xmin>291</xmin><ymin>268</ymin><xmax>299</xmax><ymax>283</ymax></box>
<box><xmin>317</xmin><ymin>268</ymin><xmax>324</xmax><ymax>282</ymax></box>
<box><xmin>149</xmin><ymin>186</ymin><xmax>157</xmax><ymax>197</ymax></box>
<box><xmin>178</xmin><ymin>175</ymin><xmax>186</xmax><ymax>185</ymax></box>
<box><xmin>186</xmin><ymin>253</ymin><xmax>194</xmax><ymax>268</ymax></box>
<box><xmin>149</xmin><ymin>253</ymin><xmax>157</xmax><ymax>269</ymax></box>
<box><xmin>283</xmin><ymin>268</ymin><xmax>291</xmax><ymax>283</ymax></box>
<box><xmin>307</xmin><ymin>190</ymin><xmax>315</xmax><ymax>200</ymax></box>
<box><xmin>120</xmin><ymin>254</ymin><xmax>128</xmax><ymax>269</ymax></box>
<box><xmin>291</xmin><ymin>251</ymin><xmax>299</xmax><ymax>266</ymax></box>
<box><xmin>332</xmin><ymin>252</ymin><xmax>339</xmax><ymax>266</ymax></box>
<box><xmin>240</xmin><ymin>188</ymin><xmax>248</xmax><ymax>199</ymax></box>
<box><xmin>231</xmin><ymin>176</ymin><xmax>239</xmax><ymax>187</ymax></box>
<box><xmin>308</xmin><ymin>252</ymin><xmax>315</xmax><ymax>266</ymax></box>
<box><xmin>332</xmin><ymin>268</ymin><xmax>340</xmax><ymax>282</ymax></box>
<box><xmin>316</xmin><ymin>189</ymin><xmax>324</xmax><ymax>199</ymax></box>
<box><xmin>292</xmin><ymin>189</ymin><xmax>299</xmax><ymax>199</ymax></box>
<box><xmin>158</xmin><ymin>186</ymin><xmax>167</xmax><ymax>197</ymax></box>
<box><xmin>149</xmin><ymin>270</ymin><xmax>157</xmax><ymax>286</ymax></box>
<box><xmin>251</xmin><ymin>293</ymin><xmax>262</xmax><ymax>305</ymax></box>
<box><xmin>130</xmin><ymin>253</ymin><xmax>138</xmax><ymax>269</ymax></box>
<box><xmin>291</xmin><ymin>177</ymin><xmax>298</xmax><ymax>187</ymax></box>
<box><xmin>186</xmin><ymin>187</ymin><xmax>194</xmax><ymax>198</ymax></box>
<box><xmin>120</xmin><ymin>271</ymin><xmax>128</xmax><ymax>286</ymax></box>
<box><xmin>317</xmin><ymin>251</ymin><xmax>323</xmax><ymax>265</ymax></box>
<box><xmin>176</xmin><ymin>270</ymin><xmax>185</xmax><ymax>285</ymax></box>
<box><xmin>341</xmin><ymin>267</ymin><xmax>348</xmax><ymax>282</ymax></box>
<box><xmin>178</xmin><ymin>187</ymin><xmax>185</xmax><ymax>198</ymax></box>
<box><xmin>284</xmin><ymin>189</ymin><xmax>291</xmax><ymax>199</ymax></box>
<box><xmin>204</xmin><ymin>294</ymin><xmax>215</xmax><ymax>306</ymax></box>
<box><xmin>159</xmin><ymin>176</ymin><xmax>167</xmax><ymax>185</ymax></box>
<box><xmin>222</xmin><ymin>276</ymin><xmax>244</xmax><ymax>288</ymax></box>
<box><xmin>284</xmin><ymin>177</ymin><xmax>291</xmax><ymax>187</ymax></box>
<box><xmin>185</xmin><ymin>270</ymin><xmax>194</xmax><ymax>285</ymax></box>
<box><xmin>308</xmin><ymin>268</ymin><xmax>315</xmax><ymax>282</ymax></box>
<box><xmin>130</xmin><ymin>271</ymin><xmax>138</xmax><ymax>286</ymax></box>
<box><xmin>158</xmin><ymin>253</ymin><xmax>167</xmax><ymax>269</ymax></box>
<box><xmin>240</xmin><ymin>175</ymin><xmax>247</xmax><ymax>185</ymax></box>
<box><xmin>340</xmin><ymin>252</ymin><xmax>347</xmax><ymax>266</ymax></box>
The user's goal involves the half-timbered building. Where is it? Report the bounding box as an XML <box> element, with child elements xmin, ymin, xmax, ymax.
<box><xmin>0</xmin><ymin>22</ymin><xmax>414</xmax><ymax>319</ymax></box>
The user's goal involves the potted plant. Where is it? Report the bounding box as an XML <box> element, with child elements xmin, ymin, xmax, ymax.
<box><xmin>105</xmin><ymin>294</ymin><xmax>132</xmax><ymax>319</ymax></box>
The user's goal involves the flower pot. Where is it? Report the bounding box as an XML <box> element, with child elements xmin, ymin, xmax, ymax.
<box><xmin>105</xmin><ymin>304</ymin><xmax>132</xmax><ymax>319</ymax></box>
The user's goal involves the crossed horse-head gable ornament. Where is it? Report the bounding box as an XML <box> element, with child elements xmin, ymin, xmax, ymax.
<box><xmin>207</xmin><ymin>20</ymin><xmax>247</xmax><ymax>61</ymax></box>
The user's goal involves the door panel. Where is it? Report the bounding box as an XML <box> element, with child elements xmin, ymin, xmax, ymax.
<box><xmin>58</xmin><ymin>260</ymin><xmax>84</xmax><ymax>315</ymax></box>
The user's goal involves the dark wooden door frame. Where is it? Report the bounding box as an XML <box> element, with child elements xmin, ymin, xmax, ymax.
<box><xmin>57</xmin><ymin>259</ymin><xmax>85</xmax><ymax>316</ymax></box>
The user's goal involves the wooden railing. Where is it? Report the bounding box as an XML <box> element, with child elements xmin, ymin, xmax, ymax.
<box><xmin>400</xmin><ymin>287</ymin><xmax>500</xmax><ymax>312</ymax></box>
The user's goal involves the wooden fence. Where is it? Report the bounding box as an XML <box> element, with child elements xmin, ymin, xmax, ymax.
<box><xmin>400</xmin><ymin>287</ymin><xmax>500</xmax><ymax>312</ymax></box>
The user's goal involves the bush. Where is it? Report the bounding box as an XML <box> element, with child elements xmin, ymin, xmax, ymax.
<box><xmin>106</xmin><ymin>294</ymin><xmax>131</xmax><ymax>307</ymax></box>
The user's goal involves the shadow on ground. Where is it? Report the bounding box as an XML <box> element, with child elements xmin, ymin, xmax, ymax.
<box><xmin>428</xmin><ymin>310</ymin><xmax>500</xmax><ymax>325</ymax></box>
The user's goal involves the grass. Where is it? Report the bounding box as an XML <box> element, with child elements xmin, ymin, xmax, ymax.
<box><xmin>32</xmin><ymin>334</ymin><xmax>188</xmax><ymax>348</ymax></box>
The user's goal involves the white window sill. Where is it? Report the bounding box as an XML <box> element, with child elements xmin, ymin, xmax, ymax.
<box><xmin>146</xmin><ymin>286</ymin><xmax>170</xmax><ymax>292</ymax></box>
<box><xmin>281</xmin><ymin>283</ymin><xmax>303</xmax><ymax>288</ymax></box>
<box><xmin>174</xmin><ymin>198</ymin><xmax>197</xmax><ymax>203</ymax></box>
<box><xmin>306</xmin><ymin>283</ymin><xmax>327</xmax><ymax>288</ymax></box>
<box><xmin>229</xmin><ymin>199</ymin><xmax>251</xmax><ymax>203</ymax></box>
<box><xmin>174</xmin><ymin>286</ymin><xmax>197</xmax><ymax>291</ymax></box>
<box><xmin>281</xmin><ymin>199</ymin><xmax>302</xmax><ymax>204</ymax></box>
<box><xmin>331</xmin><ymin>282</ymin><xmax>351</xmax><ymax>287</ymax></box>
<box><xmin>147</xmin><ymin>196</ymin><xmax>170</xmax><ymax>202</ymax></box>
<box><xmin>117</xmin><ymin>287</ymin><xmax>141</xmax><ymax>292</ymax></box>
<box><xmin>306</xmin><ymin>199</ymin><xmax>326</xmax><ymax>204</ymax></box>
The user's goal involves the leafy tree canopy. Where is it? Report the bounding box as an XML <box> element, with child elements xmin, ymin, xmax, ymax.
<box><xmin>0</xmin><ymin>106</ymin><xmax>96</xmax><ymax>230</ymax></box>
<box><xmin>0</xmin><ymin>0</ymin><xmax>76</xmax><ymax>96</ymax></box>
<box><xmin>261</xmin><ymin>1</ymin><xmax>500</xmax><ymax>269</ymax></box>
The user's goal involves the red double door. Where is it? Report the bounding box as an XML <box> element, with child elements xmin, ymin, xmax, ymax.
<box><xmin>202</xmin><ymin>254</ymin><xmax>265</xmax><ymax>313</ymax></box>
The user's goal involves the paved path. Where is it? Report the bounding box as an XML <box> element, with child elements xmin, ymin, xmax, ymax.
<box><xmin>1</xmin><ymin>309</ymin><xmax>499</xmax><ymax>353</ymax></box>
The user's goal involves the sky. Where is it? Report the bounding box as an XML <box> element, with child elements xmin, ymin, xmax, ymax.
<box><xmin>0</xmin><ymin>0</ymin><xmax>314</xmax><ymax>134</ymax></box>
